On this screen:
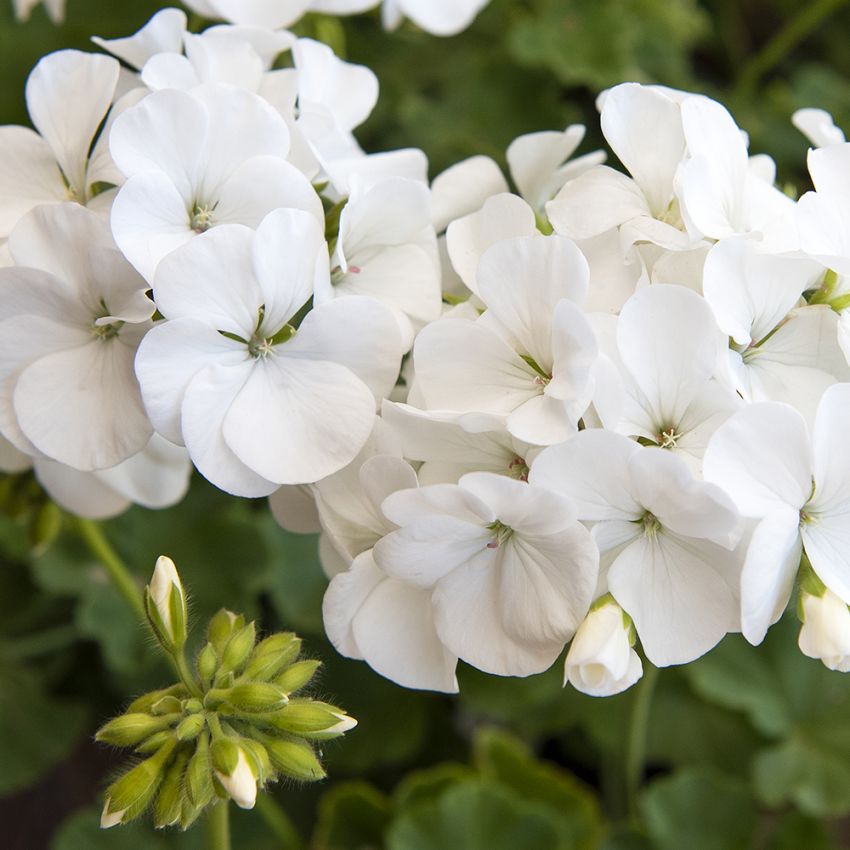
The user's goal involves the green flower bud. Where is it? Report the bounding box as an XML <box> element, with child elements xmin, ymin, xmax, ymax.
<box><xmin>239</xmin><ymin>738</ymin><xmax>272</xmax><ymax>785</ymax></box>
<box><xmin>151</xmin><ymin>695</ymin><xmax>183</xmax><ymax>716</ymax></box>
<box><xmin>266</xmin><ymin>701</ymin><xmax>357</xmax><ymax>740</ymax></box>
<box><xmin>197</xmin><ymin>643</ymin><xmax>218</xmax><ymax>685</ymax></box>
<box><xmin>153</xmin><ymin>749</ymin><xmax>189</xmax><ymax>829</ymax></box>
<box><xmin>186</xmin><ymin>732</ymin><xmax>214</xmax><ymax>810</ymax></box>
<box><xmin>101</xmin><ymin>739</ymin><xmax>177</xmax><ymax>828</ymax></box>
<box><xmin>176</xmin><ymin>713</ymin><xmax>206</xmax><ymax>742</ymax></box>
<box><xmin>208</xmin><ymin>609</ymin><xmax>242</xmax><ymax>656</ymax></box>
<box><xmin>214</xmin><ymin>748</ymin><xmax>258</xmax><ymax>810</ymax></box>
<box><xmin>275</xmin><ymin>659</ymin><xmax>322</xmax><ymax>695</ymax></box>
<box><xmin>96</xmin><ymin>713</ymin><xmax>177</xmax><ymax>748</ymax></box>
<box><xmin>264</xmin><ymin>738</ymin><xmax>326</xmax><ymax>782</ymax></box>
<box><xmin>145</xmin><ymin>556</ymin><xmax>188</xmax><ymax>652</ymax></box>
<box><xmin>127</xmin><ymin>685</ymin><xmax>187</xmax><ymax>714</ymax></box>
<box><xmin>135</xmin><ymin>730</ymin><xmax>174</xmax><ymax>754</ymax></box>
<box><xmin>210</xmin><ymin>737</ymin><xmax>241</xmax><ymax>777</ymax></box>
<box><xmin>185</xmin><ymin>698</ymin><xmax>204</xmax><ymax>714</ymax></box>
<box><xmin>218</xmin><ymin>622</ymin><xmax>256</xmax><ymax>678</ymax></box>
<box><xmin>242</xmin><ymin>633</ymin><xmax>301</xmax><ymax>682</ymax></box>
<box><xmin>210</xmin><ymin>683</ymin><xmax>288</xmax><ymax>713</ymax></box>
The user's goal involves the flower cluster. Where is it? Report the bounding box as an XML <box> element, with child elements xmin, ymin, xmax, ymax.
<box><xmin>98</xmin><ymin>557</ymin><xmax>354</xmax><ymax>829</ymax></box>
<box><xmin>12</xmin><ymin>0</ymin><xmax>491</xmax><ymax>36</ymax></box>
<box><xmin>4</xmin><ymin>9</ymin><xmax>850</xmax><ymax>703</ymax></box>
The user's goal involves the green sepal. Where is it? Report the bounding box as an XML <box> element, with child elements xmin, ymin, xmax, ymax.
<box><xmin>186</xmin><ymin>731</ymin><xmax>214</xmax><ymax>810</ymax></box>
<box><xmin>263</xmin><ymin>736</ymin><xmax>326</xmax><ymax>782</ymax></box>
<box><xmin>96</xmin><ymin>713</ymin><xmax>177</xmax><ymax>747</ymax></box>
<box><xmin>275</xmin><ymin>659</ymin><xmax>322</xmax><ymax>694</ymax></box>
<box><xmin>242</xmin><ymin>633</ymin><xmax>301</xmax><ymax>682</ymax></box>
<box><xmin>153</xmin><ymin>748</ymin><xmax>190</xmax><ymax>829</ymax></box>
<box><xmin>218</xmin><ymin>622</ymin><xmax>256</xmax><ymax>678</ymax></box>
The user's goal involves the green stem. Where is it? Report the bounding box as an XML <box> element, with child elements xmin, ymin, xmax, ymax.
<box><xmin>625</xmin><ymin>662</ymin><xmax>660</xmax><ymax>821</ymax></box>
<box><xmin>255</xmin><ymin>795</ymin><xmax>304</xmax><ymax>850</ymax></box>
<box><xmin>75</xmin><ymin>519</ymin><xmax>145</xmax><ymax>621</ymax></box>
<box><xmin>734</xmin><ymin>0</ymin><xmax>850</xmax><ymax>96</ymax></box>
<box><xmin>173</xmin><ymin>648</ymin><xmax>204</xmax><ymax>700</ymax></box>
<box><xmin>204</xmin><ymin>801</ymin><xmax>231</xmax><ymax>850</ymax></box>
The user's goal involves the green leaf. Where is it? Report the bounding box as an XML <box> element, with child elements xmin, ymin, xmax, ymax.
<box><xmin>387</xmin><ymin>781</ymin><xmax>561</xmax><ymax>850</ymax></box>
<box><xmin>0</xmin><ymin>659</ymin><xmax>87</xmax><ymax>795</ymax></box>
<box><xmin>473</xmin><ymin>728</ymin><xmax>602</xmax><ymax>850</ymax></box>
<box><xmin>641</xmin><ymin>769</ymin><xmax>757</xmax><ymax>850</ymax></box>
<box><xmin>312</xmin><ymin>781</ymin><xmax>392</xmax><ymax>850</ymax></box>
<box><xmin>393</xmin><ymin>763</ymin><xmax>477</xmax><ymax>811</ymax></box>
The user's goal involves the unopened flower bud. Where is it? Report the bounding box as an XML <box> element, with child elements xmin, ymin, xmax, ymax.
<box><xmin>214</xmin><ymin>748</ymin><xmax>257</xmax><ymax>810</ymax></box>
<box><xmin>96</xmin><ymin>713</ymin><xmax>176</xmax><ymax>748</ymax></box>
<box><xmin>268</xmin><ymin>701</ymin><xmax>357</xmax><ymax>739</ymax></box>
<box><xmin>197</xmin><ymin>643</ymin><xmax>218</xmax><ymax>684</ymax></box>
<box><xmin>208</xmin><ymin>609</ymin><xmax>241</xmax><ymax>655</ymax></box>
<box><xmin>240</xmin><ymin>738</ymin><xmax>272</xmax><ymax>784</ymax></box>
<box><xmin>153</xmin><ymin>750</ymin><xmax>189</xmax><ymax>829</ymax></box>
<box><xmin>186</xmin><ymin>732</ymin><xmax>214</xmax><ymax>810</ymax></box>
<box><xmin>217</xmin><ymin>683</ymin><xmax>288</xmax><ymax>713</ymax></box>
<box><xmin>565</xmin><ymin>601</ymin><xmax>644</xmax><ymax>697</ymax></box>
<box><xmin>176</xmin><ymin>713</ymin><xmax>206</xmax><ymax>742</ymax></box>
<box><xmin>264</xmin><ymin>738</ymin><xmax>326</xmax><ymax>782</ymax></box>
<box><xmin>218</xmin><ymin>622</ymin><xmax>256</xmax><ymax>678</ymax></box>
<box><xmin>127</xmin><ymin>685</ymin><xmax>186</xmax><ymax>714</ymax></box>
<box><xmin>135</xmin><ymin>730</ymin><xmax>175</xmax><ymax>754</ymax></box>
<box><xmin>151</xmin><ymin>695</ymin><xmax>182</xmax><ymax>716</ymax></box>
<box><xmin>799</xmin><ymin>587</ymin><xmax>850</xmax><ymax>672</ymax></box>
<box><xmin>275</xmin><ymin>659</ymin><xmax>322</xmax><ymax>694</ymax></box>
<box><xmin>242</xmin><ymin>633</ymin><xmax>302</xmax><ymax>681</ymax></box>
<box><xmin>145</xmin><ymin>556</ymin><xmax>188</xmax><ymax>651</ymax></box>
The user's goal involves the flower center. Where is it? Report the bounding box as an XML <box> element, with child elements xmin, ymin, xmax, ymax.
<box><xmin>91</xmin><ymin>320</ymin><xmax>124</xmax><ymax>341</ymax></box>
<box><xmin>507</xmin><ymin>456</ymin><xmax>529</xmax><ymax>481</ymax></box>
<box><xmin>657</xmin><ymin>427</ymin><xmax>681</xmax><ymax>449</ymax></box>
<box><xmin>486</xmin><ymin>520</ymin><xmax>514</xmax><ymax>549</ymax></box>
<box><xmin>642</xmin><ymin>512</ymin><xmax>662</xmax><ymax>538</ymax></box>
<box><xmin>190</xmin><ymin>202</ymin><xmax>217</xmax><ymax>234</ymax></box>
<box><xmin>247</xmin><ymin>323</ymin><xmax>297</xmax><ymax>359</ymax></box>
<box><xmin>520</xmin><ymin>353</ymin><xmax>552</xmax><ymax>389</ymax></box>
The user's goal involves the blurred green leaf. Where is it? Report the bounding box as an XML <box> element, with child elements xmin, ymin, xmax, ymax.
<box><xmin>641</xmin><ymin>768</ymin><xmax>757</xmax><ymax>850</ymax></box>
<box><xmin>393</xmin><ymin>763</ymin><xmax>476</xmax><ymax>811</ymax></box>
<box><xmin>312</xmin><ymin>781</ymin><xmax>392</xmax><ymax>850</ymax></box>
<box><xmin>0</xmin><ymin>659</ymin><xmax>87</xmax><ymax>795</ymax></box>
<box><xmin>387</xmin><ymin>781</ymin><xmax>561</xmax><ymax>850</ymax></box>
<box><xmin>473</xmin><ymin>728</ymin><xmax>602</xmax><ymax>850</ymax></box>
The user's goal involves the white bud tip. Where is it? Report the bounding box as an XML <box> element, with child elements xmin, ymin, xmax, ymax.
<box><xmin>100</xmin><ymin>800</ymin><xmax>125</xmax><ymax>829</ymax></box>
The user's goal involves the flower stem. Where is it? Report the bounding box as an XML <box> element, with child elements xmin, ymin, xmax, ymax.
<box><xmin>172</xmin><ymin>647</ymin><xmax>204</xmax><ymax>699</ymax></box>
<box><xmin>205</xmin><ymin>801</ymin><xmax>231</xmax><ymax>850</ymax></box>
<box><xmin>734</xmin><ymin>0</ymin><xmax>850</xmax><ymax>96</ymax></box>
<box><xmin>75</xmin><ymin>519</ymin><xmax>145</xmax><ymax>621</ymax></box>
<box><xmin>625</xmin><ymin>661</ymin><xmax>660</xmax><ymax>821</ymax></box>
<box><xmin>255</xmin><ymin>795</ymin><xmax>304</xmax><ymax>850</ymax></box>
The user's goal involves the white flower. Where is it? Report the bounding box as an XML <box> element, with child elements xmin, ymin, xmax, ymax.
<box><xmin>531</xmin><ymin>430</ymin><xmax>741</xmax><ymax>667</ymax></box>
<box><xmin>379</xmin><ymin>0</ymin><xmax>490</xmax><ymax>36</ymax></box>
<box><xmin>183</xmin><ymin>0</ymin><xmax>311</xmax><ymax>29</ymax></box>
<box><xmin>92</xmin><ymin>8</ymin><xmax>189</xmax><ymax>70</ymax></box>
<box><xmin>34</xmin><ymin>434</ymin><xmax>191</xmax><ymax>519</ymax></box>
<box><xmin>216</xmin><ymin>749</ymin><xmax>257</xmax><ymax>810</ymax></box>
<box><xmin>0</xmin><ymin>50</ymin><xmax>121</xmax><ymax>238</ymax></box>
<box><xmin>109</xmin><ymin>82</ymin><xmax>321</xmax><ymax>282</ymax></box>
<box><xmin>605</xmin><ymin>284</ymin><xmax>740</xmax><ymax>473</ymax></box>
<box><xmin>13</xmin><ymin>0</ymin><xmax>63</xmax><ymax>23</ymax></box>
<box><xmin>704</xmin><ymin>384</ymin><xmax>850</xmax><ymax>644</ymax></box>
<box><xmin>792</xmin><ymin>108</ymin><xmax>845</xmax><ymax>149</ymax></box>
<box><xmin>798</xmin><ymin>587</ymin><xmax>850</xmax><ymax>672</ymax></box>
<box><xmin>148</xmin><ymin>555</ymin><xmax>186</xmax><ymax>635</ymax></box>
<box><xmin>135</xmin><ymin>208</ymin><xmax>404</xmax><ymax>496</ymax></box>
<box><xmin>0</xmin><ymin>204</ymin><xmax>154</xmax><ymax>470</ymax></box>
<box><xmin>413</xmin><ymin>234</ymin><xmax>597</xmax><ymax>445</ymax></box>
<box><xmin>797</xmin><ymin>143</ymin><xmax>850</xmax><ymax>277</ymax></box>
<box><xmin>564</xmin><ymin>599</ymin><xmax>643</xmax><ymax>697</ymax></box>
<box><xmin>547</xmin><ymin>83</ymin><xmax>692</xmax><ymax>250</ymax></box>
<box><xmin>374</xmin><ymin>472</ymin><xmax>599</xmax><ymax>677</ymax></box>
<box><xmin>318</xmin><ymin>176</ymin><xmax>442</xmax><ymax>349</ymax></box>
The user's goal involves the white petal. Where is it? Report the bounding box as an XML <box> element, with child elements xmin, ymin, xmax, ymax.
<box><xmin>507</xmin><ymin>125</ymin><xmax>585</xmax><ymax>210</ymax></box>
<box><xmin>269</xmin><ymin>485</ymin><xmax>321</xmax><ymax>534</ymax></box>
<box><xmin>430</xmin><ymin>155</ymin><xmax>508</xmax><ymax>232</ymax></box>
<box><xmin>323</xmin><ymin>549</ymin><xmax>382</xmax><ymax>659</ymax></box>
<box><xmin>93</xmin><ymin>8</ymin><xmax>188</xmax><ymax>70</ymax></box>
<box><xmin>703</xmin><ymin>402</ymin><xmax>812</xmax><ymax>517</ymax></box>
<box><xmin>34</xmin><ymin>458</ymin><xmax>129</xmax><ymax>519</ymax></box>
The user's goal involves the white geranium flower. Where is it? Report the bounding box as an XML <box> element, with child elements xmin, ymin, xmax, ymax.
<box><xmin>374</xmin><ymin>472</ymin><xmax>599</xmax><ymax>677</ymax></box>
<box><xmin>183</xmin><ymin>0</ymin><xmax>312</xmax><ymax>29</ymax></box>
<box><xmin>0</xmin><ymin>50</ymin><xmax>121</xmax><ymax>239</ymax></box>
<box><xmin>135</xmin><ymin>208</ymin><xmax>404</xmax><ymax>497</ymax></box>
<box><xmin>0</xmin><ymin>204</ymin><xmax>154</xmax><ymax>470</ymax></box>
<box><xmin>414</xmin><ymin>234</ymin><xmax>598</xmax><ymax>445</ymax></box>
<box><xmin>677</xmin><ymin>95</ymin><xmax>796</xmax><ymax>248</ymax></box>
<box><xmin>547</xmin><ymin>83</ymin><xmax>693</xmax><ymax>250</ymax></box>
<box><xmin>703</xmin><ymin>237</ymin><xmax>847</xmax><ymax>423</ymax></box>
<box><xmin>606</xmin><ymin>284</ymin><xmax>740</xmax><ymax>473</ymax></box>
<box><xmin>531</xmin><ymin>430</ymin><xmax>741</xmax><ymax>667</ymax></box>
<box><xmin>382</xmin><ymin>401</ymin><xmax>536</xmax><ymax>485</ymax></box>
<box><xmin>92</xmin><ymin>8</ymin><xmax>189</xmax><ymax>70</ymax></box>
<box><xmin>792</xmin><ymin>108</ymin><xmax>845</xmax><ymax>149</ymax></box>
<box><xmin>797</xmin><ymin>144</ymin><xmax>850</xmax><ymax>277</ymax></box>
<box><xmin>317</xmin><ymin>176</ymin><xmax>441</xmax><ymax>350</ymax></box>
<box><xmin>321</xmin><ymin>454</ymin><xmax>459</xmax><ymax>692</ymax></box>
<box><xmin>564</xmin><ymin>599</ymin><xmax>643</xmax><ymax>697</ymax></box>
<box><xmin>798</xmin><ymin>587</ymin><xmax>850</xmax><ymax>672</ymax></box>
<box><xmin>109</xmin><ymin>82</ymin><xmax>321</xmax><ymax>282</ymax></box>
<box><xmin>34</xmin><ymin>435</ymin><xmax>191</xmax><ymax>520</ymax></box>
<box><xmin>13</xmin><ymin>0</ymin><xmax>63</xmax><ymax>23</ymax></box>
<box><xmin>704</xmin><ymin>384</ymin><xmax>850</xmax><ymax>644</ymax></box>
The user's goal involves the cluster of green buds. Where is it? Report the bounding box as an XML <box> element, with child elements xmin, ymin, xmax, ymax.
<box><xmin>97</xmin><ymin>556</ymin><xmax>355</xmax><ymax>830</ymax></box>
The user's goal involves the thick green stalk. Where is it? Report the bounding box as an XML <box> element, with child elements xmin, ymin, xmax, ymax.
<box><xmin>205</xmin><ymin>801</ymin><xmax>231</xmax><ymax>850</ymax></box>
<box><xmin>625</xmin><ymin>662</ymin><xmax>660</xmax><ymax>821</ymax></box>
<box><xmin>256</xmin><ymin>795</ymin><xmax>304</xmax><ymax>850</ymax></box>
<box><xmin>75</xmin><ymin>519</ymin><xmax>145</xmax><ymax>621</ymax></box>
<box><xmin>734</xmin><ymin>0</ymin><xmax>850</xmax><ymax>96</ymax></box>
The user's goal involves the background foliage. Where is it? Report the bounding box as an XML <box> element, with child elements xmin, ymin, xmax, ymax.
<box><xmin>2</xmin><ymin>0</ymin><xmax>850</xmax><ymax>847</ymax></box>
